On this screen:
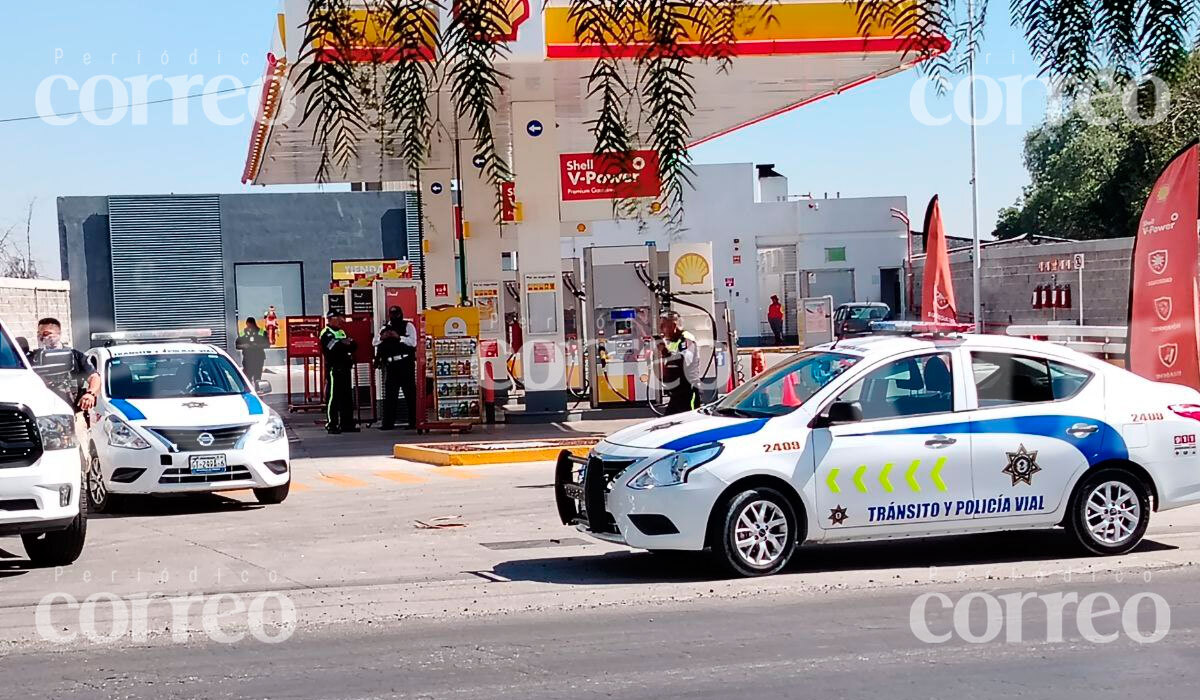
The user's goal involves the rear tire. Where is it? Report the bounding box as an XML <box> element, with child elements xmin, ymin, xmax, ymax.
<box><xmin>22</xmin><ymin>494</ymin><xmax>88</xmax><ymax>567</ymax></box>
<box><xmin>1066</xmin><ymin>468</ymin><xmax>1151</xmax><ymax>555</ymax></box>
<box><xmin>713</xmin><ymin>487</ymin><xmax>798</xmax><ymax>577</ymax></box>
<box><xmin>254</xmin><ymin>481</ymin><xmax>290</xmax><ymax>505</ymax></box>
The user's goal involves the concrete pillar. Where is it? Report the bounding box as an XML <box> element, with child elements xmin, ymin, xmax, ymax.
<box><xmin>458</xmin><ymin>138</ymin><xmax>511</xmax><ymax>395</ymax></box>
<box><xmin>418</xmin><ymin>167</ymin><xmax>457</xmax><ymax>306</ymax></box>
<box><xmin>510</xmin><ymin>100</ymin><xmax>567</xmax><ymax>414</ymax></box>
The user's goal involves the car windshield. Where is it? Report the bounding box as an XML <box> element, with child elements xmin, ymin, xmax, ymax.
<box><xmin>106</xmin><ymin>352</ymin><xmax>247</xmax><ymax>399</ymax></box>
<box><xmin>708</xmin><ymin>351</ymin><xmax>861</xmax><ymax>417</ymax></box>
<box><xmin>0</xmin><ymin>327</ymin><xmax>26</xmax><ymax>370</ymax></box>
<box><xmin>850</xmin><ymin>306</ymin><xmax>890</xmax><ymax>320</ymax></box>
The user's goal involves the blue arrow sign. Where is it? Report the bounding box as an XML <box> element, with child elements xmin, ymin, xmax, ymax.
<box><xmin>430</xmin><ymin>182</ymin><xmax>443</xmax><ymax>195</ymax></box>
<box><xmin>526</xmin><ymin>120</ymin><xmax>543</xmax><ymax>137</ymax></box>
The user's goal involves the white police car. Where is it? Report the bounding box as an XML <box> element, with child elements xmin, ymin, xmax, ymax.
<box><xmin>556</xmin><ymin>323</ymin><xmax>1200</xmax><ymax>576</ymax></box>
<box><xmin>82</xmin><ymin>330</ymin><xmax>291</xmax><ymax>512</ymax></box>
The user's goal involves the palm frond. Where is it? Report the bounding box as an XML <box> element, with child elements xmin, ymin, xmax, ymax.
<box><xmin>380</xmin><ymin>0</ymin><xmax>441</xmax><ymax>174</ymax></box>
<box><xmin>297</xmin><ymin>0</ymin><xmax>368</xmax><ymax>182</ymax></box>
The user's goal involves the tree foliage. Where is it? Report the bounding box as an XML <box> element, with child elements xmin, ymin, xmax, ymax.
<box><xmin>996</xmin><ymin>53</ymin><xmax>1200</xmax><ymax>240</ymax></box>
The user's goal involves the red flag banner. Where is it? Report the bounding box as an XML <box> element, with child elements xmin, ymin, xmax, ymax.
<box><xmin>1129</xmin><ymin>141</ymin><xmax>1200</xmax><ymax>387</ymax></box>
<box><xmin>921</xmin><ymin>195</ymin><xmax>957</xmax><ymax>323</ymax></box>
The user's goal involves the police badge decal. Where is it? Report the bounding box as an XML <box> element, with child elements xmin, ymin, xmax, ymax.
<box><xmin>1003</xmin><ymin>444</ymin><xmax>1042</xmax><ymax>486</ymax></box>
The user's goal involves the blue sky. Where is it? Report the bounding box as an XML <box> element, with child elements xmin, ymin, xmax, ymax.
<box><xmin>1</xmin><ymin>1</ymin><xmax>1046</xmax><ymax>278</ymax></box>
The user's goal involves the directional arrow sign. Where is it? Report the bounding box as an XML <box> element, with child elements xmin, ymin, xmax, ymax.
<box><xmin>826</xmin><ymin>468</ymin><xmax>841</xmax><ymax>494</ymax></box>
<box><xmin>906</xmin><ymin>460</ymin><xmax>922</xmax><ymax>493</ymax></box>
<box><xmin>526</xmin><ymin>120</ymin><xmax>543</xmax><ymax>137</ymax></box>
<box><xmin>930</xmin><ymin>457</ymin><xmax>947</xmax><ymax>491</ymax></box>
<box><xmin>878</xmin><ymin>463</ymin><xmax>894</xmax><ymax>493</ymax></box>
<box><xmin>853</xmin><ymin>465</ymin><xmax>868</xmax><ymax>493</ymax></box>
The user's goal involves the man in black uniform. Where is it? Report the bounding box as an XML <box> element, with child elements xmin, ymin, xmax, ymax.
<box><xmin>320</xmin><ymin>311</ymin><xmax>358</xmax><ymax>434</ymax></box>
<box><xmin>374</xmin><ymin>305</ymin><xmax>418</xmax><ymax>430</ymax></box>
<box><xmin>29</xmin><ymin>317</ymin><xmax>101</xmax><ymax>419</ymax></box>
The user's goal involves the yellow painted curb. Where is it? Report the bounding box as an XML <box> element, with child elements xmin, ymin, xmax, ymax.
<box><xmin>393</xmin><ymin>442</ymin><xmax>595</xmax><ymax>466</ymax></box>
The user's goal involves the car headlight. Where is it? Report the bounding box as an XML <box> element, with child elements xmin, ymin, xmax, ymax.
<box><xmin>104</xmin><ymin>415</ymin><xmax>150</xmax><ymax>450</ymax></box>
<box><xmin>259</xmin><ymin>414</ymin><xmax>285</xmax><ymax>442</ymax></box>
<box><xmin>627</xmin><ymin>442</ymin><xmax>724</xmax><ymax>490</ymax></box>
<box><xmin>36</xmin><ymin>414</ymin><xmax>77</xmax><ymax>451</ymax></box>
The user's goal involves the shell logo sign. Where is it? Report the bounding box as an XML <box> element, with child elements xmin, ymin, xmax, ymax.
<box><xmin>674</xmin><ymin>253</ymin><xmax>711</xmax><ymax>286</ymax></box>
<box><xmin>453</xmin><ymin>0</ymin><xmax>531</xmax><ymax>42</ymax></box>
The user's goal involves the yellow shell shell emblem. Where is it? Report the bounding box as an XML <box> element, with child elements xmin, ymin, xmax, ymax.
<box><xmin>674</xmin><ymin>253</ymin><xmax>710</xmax><ymax>286</ymax></box>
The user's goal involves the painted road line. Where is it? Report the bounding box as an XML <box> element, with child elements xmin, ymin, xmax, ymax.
<box><xmin>290</xmin><ymin>482</ymin><xmax>312</xmax><ymax>492</ymax></box>
<box><xmin>393</xmin><ymin>441</ymin><xmax>596</xmax><ymax>466</ymax></box>
<box><xmin>373</xmin><ymin>470</ymin><xmax>428</xmax><ymax>484</ymax></box>
<box><xmin>429</xmin><ymin>467</ymin><xmax>481</xmax><ymax>480</ymax></box>
<box><xmin>317</xmin><ymin>473</ymin><xmax>369</xmax><ymax>488</ymax></box>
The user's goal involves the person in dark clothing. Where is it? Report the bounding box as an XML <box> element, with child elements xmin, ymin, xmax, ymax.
<box><xmin>29</xmin><ymin>317</ymin><xmax>100</xmax><ymax>415</ymax></box>
<box><xmin>375</xmin><ymin>305</ymin><xmax>418</xmax><ymax>430</ymax></box>
<box><xmin>235</xmin><ymin>317</ymin><xmax>269</xmax><ymax>384</ymax></box>
<box><xmin>320</xmin><ymin>311</ymin><xmax>359</xmax><ymax>434</ymax></box>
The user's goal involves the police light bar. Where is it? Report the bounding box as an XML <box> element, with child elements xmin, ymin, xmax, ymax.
<box><xmin>868</xmin><ymin>321</ymin><xmax>973</xmax><ymax>336</ymax></box>
<box><xmin>91</xmin><ymin>329</ymin><xmax>213</xmax><ymax>346</ymax></box>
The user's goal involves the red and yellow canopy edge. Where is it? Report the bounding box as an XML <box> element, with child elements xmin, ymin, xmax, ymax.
<box><xmin>545</xmin><ymin>1</ymin><xmax>948</xmax><ymax>59</ymax></box>
<box><xmin>242</xmin><ymin>52</ymin><xmax>288</xmax><ymax>185</ymax></box>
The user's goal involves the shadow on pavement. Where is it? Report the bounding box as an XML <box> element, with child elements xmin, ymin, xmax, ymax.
<box><xmin>494</xmin><ymin>530</ymin><xmax>1178</xmax><ymax>585</ymax></box>
<box><xmin>92</xmin><ymin>493</ymin><xmax>265</xmax><ymax>519</ymax></box>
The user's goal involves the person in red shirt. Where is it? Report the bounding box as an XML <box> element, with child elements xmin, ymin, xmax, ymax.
<box><xmin>767</xmin><ymin>295</ymin><xmax>784</xmax><ymax>345</ymax></box>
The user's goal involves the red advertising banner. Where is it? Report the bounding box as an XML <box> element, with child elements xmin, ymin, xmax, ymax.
<box><xmin>500</xmin><ymin>181</ymin><xmax>517</xmax><ymax>222</ymax></box>
<box><xmin>559</xmin><ymin>150</ymin><xmax>661</xmax><ymax>201</ymax></box>
<box><xmin>285</xmin><ymin>316</ymin><xmax>323</xmax><ymax>359</ymax></box>
<box><xmin>1129</xmin><ymin>142</ymin><xmax>1200</xmax><ymax>387</ymax></box>
<box><xmin>920</xmin><ymin>195</ymin><xmax>958</xmax><ymax>324</ymax></box>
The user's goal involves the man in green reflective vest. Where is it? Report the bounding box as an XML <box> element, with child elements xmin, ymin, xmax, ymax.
<box><xmin>655</xmin><ymin>310</ymin><xmax>701</xmax><ymax>415</ymax></box>
<box><xmin>320</xmin><ymin>310</ymin><xmax>358</xmax><ymax>434</ymax></box>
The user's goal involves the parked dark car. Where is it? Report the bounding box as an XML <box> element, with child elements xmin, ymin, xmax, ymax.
<box><xmin>833</xmin><ymin>302</ymin><xmax>893</xmax><ymax>338</ymax></box>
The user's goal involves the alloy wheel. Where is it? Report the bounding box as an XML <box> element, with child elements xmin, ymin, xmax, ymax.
<box><xmin>733</xmin><ymin>500</ymin><xmax>789</xmax><ymax>567</ymax></box>
<box><xmin>1085</xmin><ymin>480</ymin><xmax>1141</xmax><ymax>546</ymax></box>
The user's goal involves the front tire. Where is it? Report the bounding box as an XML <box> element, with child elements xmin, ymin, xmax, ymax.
<box><xmin>22</xmin><ymin>494</ymin><xmax>88</xmax><ymax>567</ymax></box>
<box><xmin>86</xmin><ymin>448</ymin><xmax>120</xmax><ymax>514</ymax></box>
<box><xmin>1067</xmin><ymin>468</ymin><xmax>1151</xmax><ymax>555</ymax></box>
<box><xmin>714</xmin><ymin>487</ymin><xmax>798</xmax><ymax>577</ymax></box>
<box><xmin>254</xmin><ymin>481</ymin><xmax>290</xmax><ymax>504</ymax></box>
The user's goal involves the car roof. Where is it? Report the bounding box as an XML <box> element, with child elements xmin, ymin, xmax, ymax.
<box><xmin>95</xmin><ymin>343</ymin><xmax>226</xmax><ymax>358</ymax></box>
<box><xmin>815</xmin><ymin>333</ymin><xmax>1106</xmax><ymax>367</ymax></box>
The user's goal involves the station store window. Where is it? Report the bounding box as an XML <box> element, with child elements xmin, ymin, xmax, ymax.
<box><xmin>233</xmin><ymin>262</ymin><xmax>304</xmax><ymax>349</ymax></box>
<box><xmin>825</xmin><ymin>247</ymin><xmax>847</xmax><ymax>263</ymax></box>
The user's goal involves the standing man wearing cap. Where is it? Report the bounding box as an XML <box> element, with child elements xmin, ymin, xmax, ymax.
<box><xmin>375</xmin><ymin>305</ymin><xmax>418</xmax><ymax>430</ymax></box>
<box><xmin>655</xmin><ymin>310</ymin><xmax>702</xmax><ymax>415</ymax></box>
<box><xmin>320</xmin><ymin>311</ymin><xmax>359</xmax><ymax>434</ymax></box>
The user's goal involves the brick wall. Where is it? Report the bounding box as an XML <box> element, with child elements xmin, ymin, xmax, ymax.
<box><xmin>913</xmin><ymin>238</ymin><xmax>1134</xmax><ymax>328</ymax></box>
<box><xmin>0</xmin><ymin>278</ymin><xmax>72</xmax><ymax>344</ymax></box>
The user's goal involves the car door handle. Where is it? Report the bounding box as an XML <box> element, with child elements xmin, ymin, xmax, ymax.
<box><xmin>1067</xmin><ymin>423</ymin><xmax>1099</xmax><ymax>437</ymax></box>
<box><xmin>924</xmin><ymin>435</ymin><xmax>956</xmax><ymax>448</ymax></box>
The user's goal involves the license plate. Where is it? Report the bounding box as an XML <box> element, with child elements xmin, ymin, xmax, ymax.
<box><xmin>189</xmin><ymin>454</ymin><xmax>227</xmax><ymax>475</ymax></box>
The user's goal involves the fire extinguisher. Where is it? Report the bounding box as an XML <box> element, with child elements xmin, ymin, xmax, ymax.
<box><xmin>1032</xmin><ymin>284</ymin><xmax>1044</xmax><ymax>309</ymax></box>
<box><xmin>1061</xmin><ymin>284</ymin><xmax>1072</xmax><ymax>309</ymax></box>
<box><xmin>1051</xmin><ymin>285</ymin><xmax>1061</xmax><ymax>308</ymax></box>
<box><xmin>1040</xmin><ymin>285</ymin><xmax>1051</xmax><ymax>309</ymax></box>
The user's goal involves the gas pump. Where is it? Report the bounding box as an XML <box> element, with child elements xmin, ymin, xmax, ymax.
<box><xmin>502</xmin><ymin>275</ymin><xmax>523</xmax><ymax>385</ymax></box>
<box><xmin>561</xmin><ymin>258</ymin><xmax>588</xmax><ymax>398</ymax></box>
<box><xmin>584</xmin><ymin>245</ymin><xmax>659</xmax><ymax>407</ymax></box>
<box><xmin>714</xmin><ymin>300</ymin><xmax>739</xmax><ymax>394</ymax></box>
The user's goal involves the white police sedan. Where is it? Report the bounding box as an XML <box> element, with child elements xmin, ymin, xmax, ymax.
<box><xmin>556</xmin><ymin>323</ymin><xmax>1200</xmax><ymax>576</ymax></box>
<box><xmin>82</xmin><ymin>330</ymin><xmax>291</xmax><ymax>512</ymax></box>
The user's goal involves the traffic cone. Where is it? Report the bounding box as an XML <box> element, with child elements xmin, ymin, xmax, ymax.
<box><xmin>751</xmin><ymin>350</ymin><xmax>765</xmax><ymax>377</ymax></box>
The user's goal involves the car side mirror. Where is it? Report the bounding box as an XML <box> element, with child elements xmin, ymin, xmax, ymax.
<box><xmin>813</xmin><ymin>401</ymin><xmax>863</xmax><ymax>428</ymax></box>
<box><xmin>16</xmin><ymin>337</ymin><xmax>30</xmax><ymax>355</ymax></box>
<box><xmin>256</xmin><ymin>380</ymin><xmax>272</xmax><ymax>395</ymax></box>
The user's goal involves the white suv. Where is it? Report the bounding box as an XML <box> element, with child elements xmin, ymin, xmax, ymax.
<box><xmin>0</xmin><ymin>320</ymin><xmax>86</xmax><ymax>566</ymax></box>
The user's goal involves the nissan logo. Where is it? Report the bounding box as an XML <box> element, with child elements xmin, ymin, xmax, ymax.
<box><xmin>197</xmin><ymin>432</ymin><xmax>215</xmax><ymax>447</ymax></box>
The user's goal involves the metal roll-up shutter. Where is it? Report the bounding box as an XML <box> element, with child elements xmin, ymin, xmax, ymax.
<box><xmin>108</xmin><ymin>195</ymin><xmax>228</xmax><ymax>348</ymax></box>
<box><xmin>405</xmin><ymin>191</ymin><xmax>423</xmax><ymax>280</ymax></box>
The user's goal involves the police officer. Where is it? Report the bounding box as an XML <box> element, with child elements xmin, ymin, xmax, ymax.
<box><xmin>29</xmin><ymin>317</ymin><xmax>100</xmax><ymax>418</ymax></box>
<box><xmin>375</xmin><ymin>305</ymin><xmax>417</xmax><ymax>430</ymax></box>
<box><xmin>320</xmin><ymin>310</ymin><xmax>358</xmax><ymax>434</ymax></box>
<box><xmin>655</xmin><ymin>310</ymin><xmax>701</xmax><ymax>415</ymax></box>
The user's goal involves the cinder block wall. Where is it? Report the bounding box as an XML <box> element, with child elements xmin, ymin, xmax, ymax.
<box><xmin>0</xmin><ymin>278</ymin><xmax>72</xmax><ymax>345</ymax></box>
<box><xmin>914</xmin><ymin>238</ymin><xmax>1134</xmax><ymax>329</ymax></box>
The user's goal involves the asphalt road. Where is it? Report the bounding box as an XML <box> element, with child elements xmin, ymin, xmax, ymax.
<box><xmin>2</xmin><ymin>568</ymin><xmax>1197</xmax><ymax>700</ymax></box>
<box><xmin>2</xmin><ymin>418</ymin><xmax>1200</xmax><ymax>699</ymax></box>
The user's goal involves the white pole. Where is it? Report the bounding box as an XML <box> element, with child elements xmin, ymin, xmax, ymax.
<box><xmin>1078</xmin><ymin>265</ymin><xmax>1084</xmax><ymax>325</ymax></box>
<box><xmin>967</xmin><ymin>0</ymin><xmax>983</xmax><ymax>332</ymax></box>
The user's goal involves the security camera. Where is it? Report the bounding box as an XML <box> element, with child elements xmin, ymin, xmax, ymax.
<box><xmin>808</xmin><ymin>202</ymin><xmax>820</xmax><ymax>210</ymax></box>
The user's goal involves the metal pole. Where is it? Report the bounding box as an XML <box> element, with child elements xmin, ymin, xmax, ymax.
<box><xmin>1078</xmin><ymin>266</ymin><xmax>1084</xmax><ymax>325</ymax></box>
<box><xmin>967</xmin><ymin>0</ymin><xmax>983</xmax><ymax>332</ymax></box>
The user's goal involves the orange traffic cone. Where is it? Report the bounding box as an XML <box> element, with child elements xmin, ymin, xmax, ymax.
<box><xmin>751</xmin><ymin>350</ymin><xmax>765</xmax><ymax>377</ymax></box>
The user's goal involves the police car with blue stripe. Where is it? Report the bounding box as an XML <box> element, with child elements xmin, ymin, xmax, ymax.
<box><xmin>556</xmin><ymin>322</ymin><xmax>1200</xmax><ymax>576</ymax></box>
<box><xmin>82</xmin><ymin>330</ymin><xmax>291</xmax><ymax>512</ymax></box>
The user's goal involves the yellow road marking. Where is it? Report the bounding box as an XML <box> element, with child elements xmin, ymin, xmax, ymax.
<box><xmin>373</xmin><ymin>470</ymin><xmax>428</xmax><ymax>484</ymax></box>
<box><xmin>317</xmin><ymin>473</ymin><xmax>368</xmax><ymax>488</ymax></box>
<box><xmin>290</xmin><ymin>482</ymin><xmax>311</xmax><ymax>492</ymax></box>
<box><xmin>430</xmin><ymin>468</ymin><xmax>481</xmax><ymax>480</ymax></box>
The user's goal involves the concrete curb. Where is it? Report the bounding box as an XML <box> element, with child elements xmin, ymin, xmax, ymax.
<box><xmin>393</xmin><ymin>441</ymin><xmax>597</xmax><ymax>466</ymax></box>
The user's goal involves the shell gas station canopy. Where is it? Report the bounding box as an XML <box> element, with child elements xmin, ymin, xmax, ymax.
<box><xmin>242</xmin><ymin>0</ymin><xmax>947</xmax><ymax>186</ymax></box>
